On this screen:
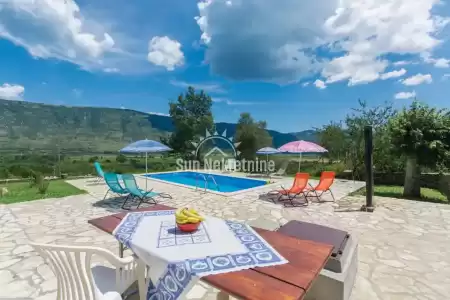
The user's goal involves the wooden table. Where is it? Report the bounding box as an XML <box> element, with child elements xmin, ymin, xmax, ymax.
<box><xmin>88</xmin><ymin>205</ymin><xmax>333</xmax><ymax>300</ymax></box>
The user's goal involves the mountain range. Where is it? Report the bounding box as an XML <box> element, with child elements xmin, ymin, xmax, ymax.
<box><xmin>0</xmin><ymin>99</ymin><xmax>316</xmax><ymax>153</ymax></box>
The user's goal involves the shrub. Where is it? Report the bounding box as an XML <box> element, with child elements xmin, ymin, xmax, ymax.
<box><xmin>116</xmin><ymin>154</ymin><xmax>127</xmax><ymax>163</ymax></box>
<box><xmin>105</xmin><ymin>159</ymin><xmax>111</xmax><ymax>163</ymax></box>
<box><xmin>88</xmin><ymin>156</ymin><xmax>99</xmax><ymax>163</ymax></box>
<box><xmin>30</xmin><ymin>171</ymin><xmax>44</xmax><ymax>187</ymax></box>
<box><xmin>38</xmin><ymin>180</ymin><xmax>50</xmax><ymax>194</ymax></box>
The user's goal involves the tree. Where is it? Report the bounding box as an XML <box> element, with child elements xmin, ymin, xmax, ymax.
<box><xmin>388</xmin><ymin>101</ymin><xmax>450</xmax><ymax>197</ymax></box>
<box><xmin>344</xmin><ymin>100</ymin><xmax>398</xmax><ymax>178</ymax></box>
<box><xmin>235</xmin><ymin>113</ymin><xmax>272</xmax><ymax>160</ymax></box>
<box><xmin>167</xmin><ymin>87</ymin><xmax>214</xmax><ymax>156</ymax></box>
<box><xmin>316</xmin><ymin>121</ymin><xmax>347</xmax><ymax>162</ymax></box>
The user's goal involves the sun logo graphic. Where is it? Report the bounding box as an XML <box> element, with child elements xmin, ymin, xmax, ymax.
<box><xmin>191</xmin><ymin>129</ymin><xmax>241</xmax><ymax>159</ymax></box>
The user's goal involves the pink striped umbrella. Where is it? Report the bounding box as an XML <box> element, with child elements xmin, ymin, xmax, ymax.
<box><xmin>278</xmin><ymin>140</ymin><xmax>328</xmax><ymax>171</ymax></box>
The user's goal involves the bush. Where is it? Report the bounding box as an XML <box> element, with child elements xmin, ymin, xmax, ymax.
<box><xmin>88</xmin><ymin>156</ymin><xmax>99</xmax><ymax>163</ymax></box>
<box><xmin>30</xmin><ymin>171</ymin><xmax>44</xmax><ymax>187</ymax></box>
<box><xmin>105</xmin><ymin>159</ymin><xmax>111</xmax><ymax>163</ymax></box>
<box><xmin>38</xmin><ymin>180</ymin><xmax>50</xmax><ymax>194</ymax></box>
<box><xmin>116</xmin><ymin>154</ymin><xmax>127</xmax><ymax>163</ymax></box>
<box><xmin>8</xmin><ymin>165</ymin><xmax>33</xmax><ymax>178</ymax></box>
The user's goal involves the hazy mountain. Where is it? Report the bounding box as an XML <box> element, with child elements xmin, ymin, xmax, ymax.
<box><xmin>0</xmin><ymin>99</ymin><xmax>316</xmax><ymax>153</ymax></box>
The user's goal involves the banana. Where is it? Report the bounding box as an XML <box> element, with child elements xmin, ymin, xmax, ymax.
<box><xmin>187</xmin><ymin>216</ymin><xmax>201</xmax><ymax>223</ymax></box>
<box><xmin>177</xmin><ymin>218</ymin><xmax>188</xmax><ymax>224</ymax></box>
<box><xmin>175</xmin><ymin>207</ymin><xmax>205</xmax><ymax>224</ymax></box>
<box><xmin>183</xmin><ymin>208</ymin><xmax>205</xmax><ymax>221</ymax></box>
<box><xmin>175</xmin><ymin>208</ymin><xmax>184</xmax><ymax>219</ymax></box>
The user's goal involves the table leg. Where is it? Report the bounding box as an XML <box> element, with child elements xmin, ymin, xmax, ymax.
<box><xmin>217</xmin><ymin>291</ymin><xmax>230</xmax><ymax>300</ymax></box>
<box><xmin>136</xmin><ymin>258</ymin><xmax>147</xmax><ymax>300</ymax></box>
<box><xmin>119</xmin><ymin>242</ymin><xmax>124</xmax><ymax>258</ymax></box>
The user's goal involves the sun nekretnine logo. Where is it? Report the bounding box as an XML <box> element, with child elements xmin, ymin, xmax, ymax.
<box><xmin>191</xmin><ymin>129</ymin><xmax>241</xmax><ymax>158</ymax></box>
<box><xmin>175</xmin><ymin>129</ymin><xmax>275</xmax><ymax>173</ymax></box>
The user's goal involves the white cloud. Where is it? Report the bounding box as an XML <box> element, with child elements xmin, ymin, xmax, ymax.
<box><xmin>169</xmin><ymin>80</ymin><xmax>225</xmax><ymax>93</ymax></box>
<box><xmin>421</xmin><ymin>53</ymin><xmax>450</xmax><ymax>68</ymax></box>
<box><xmin>147</xmin><ymin>36</ymin><xmax>184</xmax><ymax>71</ymax></box>
<box><xmin>0</xmin><ymin>0</ymin><xmax>115</xmax><ymax>70</ymax></box>
<box><xmin>103</xmin><ymin>68</ymin><xmax>120</xmax><ymax>73</ymax></box>
<box><xmin>212</xmin><ymin>98</ymin><xmax>261</xmax><ymax>106</ymax></box>
<box><xmin>196</xmin><ymin>0</ymin><xmax>448</xmax><ymax>85</ymax></box>
<box><xmin>443</xmin><ymin>74</ymin><xmax>450</xmax><ymax>80</ymax></box>
<box><xmin>0</xmin><ymin>83</ymin><xmax>25</xmax><ymax>100</ymax></box>
<box><xmin>393</xmin><ymin>61</ymin><xmax>411</xmax><ymax>66</ymax></box>
<box><xmin>314</xmin><ymin>79</ymin><xmax>327</xmax><ymax>89</ymax></box>
<box><xmin>402</xmin><ymin>73</ymin><xmax>433</xmax><ymax>86</ymax></box>
<box><xmin>380</xmin><ymin>69</ymin><xmax>407</xmax><ymax>80</ymax></box>
<box><xmin>323</xmin><ymin>54</ymin><xmax>388</xmax><ymax>85</ymax></box>
<box><xmin>433</xmin><ymin>58</ymin><xmax>450</xmax><ymax>68</ymax></box>
<box><xmin>148</xmin><ymin>112</ymin><xmax>170</xmax><ymax>117</ymax></box>
<box><xmin>302</xmin><ymin>82</ymin><xmax>310</xmax><ymax>87</ymax></box>
<box><xmin>394</xmin><ymin>91</ymin><xmax>417</xmax><ymax>100</ymax></box>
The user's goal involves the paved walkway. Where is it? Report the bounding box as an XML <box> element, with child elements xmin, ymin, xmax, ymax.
<box><xmin>0</xmin><ymin>175</ymin><xmax>449</xmax><ymax>300</ymax></box>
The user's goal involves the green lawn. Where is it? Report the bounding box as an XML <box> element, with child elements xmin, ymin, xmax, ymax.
<box><xmin>0</xmin><ymin>180</ymin><xmax>86</xmax><ymax>204</ymax></box>
<box><xmin>352</xmin><ymin>185</ymin><xmax>448</xmax><ymax>203</ymax></box>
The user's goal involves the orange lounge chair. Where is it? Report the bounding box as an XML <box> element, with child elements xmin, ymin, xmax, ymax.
<box><xmin>306</xmin><ymin>171</ymin><xmax>336</xmax><ymax>202</ymax></box>
<box><xmin>269</xmin><ymin>172</ymin><xmax>309</xmax><ymax>207</ymax></box>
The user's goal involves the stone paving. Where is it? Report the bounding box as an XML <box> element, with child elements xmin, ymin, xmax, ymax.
<box><xmin>0</xmin><ymin>174</ymin><xmax>449</xmax><ymax>300</ymax></box>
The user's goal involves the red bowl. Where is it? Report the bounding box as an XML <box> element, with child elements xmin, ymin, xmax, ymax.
<box><xmin>177</xmin><ymin>221</ymin><xmax>201</xmax><ymax>232</ymax></box>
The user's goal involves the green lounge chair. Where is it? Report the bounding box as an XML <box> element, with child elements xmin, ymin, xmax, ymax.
<box><xmin>103</xmin><ymin>173</ymin><xmax>131</xmax><ymax>209</ymax></box>
<box><xmin>121</xmin><ymin>174</ymin><xmax>171</xmax><ymax>209</ymax></box>
<box><xmin>94</xmin><ymin>162</ymin><xmax>105</xmax><ymax>183</ymax></box>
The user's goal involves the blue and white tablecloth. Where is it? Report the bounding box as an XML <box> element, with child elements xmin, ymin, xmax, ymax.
<box><xmin>113</xmin><ymin>210</ymin><xmax>288</xmax><ymax>300</ymax></box>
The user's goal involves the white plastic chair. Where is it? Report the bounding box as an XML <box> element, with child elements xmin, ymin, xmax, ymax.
<box><xmin>30</xmin><ymin>243</ymin><xmax>137</xmax><ymax>300</ymax></box>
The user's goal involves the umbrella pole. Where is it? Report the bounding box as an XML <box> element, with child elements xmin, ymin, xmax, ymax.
<box><xmin>266</xmin><ymin>154</ymin><xmax>269</xmax><ymax>176</ymax></box>
<box><xmin>298</xmin><ymin>153</ymin><xmax>302</xmax><ymax>172</ymax></box>
<box><xmin>145</xmin><ymin>152</ymin><xmax>148</xmax><ymax>190</ymax></box>
<box><xmin>145</xmin><ymin>152</ymin><xmax>148</xmax><ymax>174</ymax></box>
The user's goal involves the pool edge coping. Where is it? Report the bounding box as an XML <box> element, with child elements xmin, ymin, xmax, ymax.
<box><xmin>136</xmin><ymin>170</ymin><xmax>282</xmax><ymax>197</ymax></box>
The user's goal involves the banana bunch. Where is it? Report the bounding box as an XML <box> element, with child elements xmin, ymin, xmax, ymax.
<box><xmin>176</xmin><ymin>208</ymin><xmax>205</xmax><ymax>224</ymax></box>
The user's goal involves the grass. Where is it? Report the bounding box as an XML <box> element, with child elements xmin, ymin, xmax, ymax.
<box><xmin>352</xmin><ymin>185</ymin><xmax>448</xmax><ymax>204</ymax></box>
<box><xmin>0</xmin><ymin>180</ymin><xmax>86</xmax><ymax>204</ymax></box>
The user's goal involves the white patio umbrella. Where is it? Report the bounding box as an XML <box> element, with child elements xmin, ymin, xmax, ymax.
<box><xmin>119</xmin><ymin>139</ymin><xmax>172</xmax><ymax>189</ymax></box>
<box><xmin>256</xmin><ymin>147</ymin><xmax>281</xmax><ymax>175</ymax></box>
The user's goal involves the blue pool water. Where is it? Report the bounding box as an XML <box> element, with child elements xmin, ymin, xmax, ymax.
<box><xmin>145</xmin><ymin>171</ymin><xmax>267</xmax><ymax>193</ymax></box>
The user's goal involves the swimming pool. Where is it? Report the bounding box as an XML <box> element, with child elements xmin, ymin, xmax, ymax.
<box><xmin>145</xmin><ymin>171</ymin><xmax>267</xmax><ymax>193</ymax></box>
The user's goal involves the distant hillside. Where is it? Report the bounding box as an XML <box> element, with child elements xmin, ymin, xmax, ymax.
<box><xmin>0</xmin><ymin>99</ymin><xmax>316</xmax><ymax>153</ymax></box>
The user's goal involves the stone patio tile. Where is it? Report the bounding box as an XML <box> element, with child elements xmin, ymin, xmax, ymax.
<box><xmin>0</xmin><ymin>174</ymin><xmax>449</xmax><ymax>299</ymax></box>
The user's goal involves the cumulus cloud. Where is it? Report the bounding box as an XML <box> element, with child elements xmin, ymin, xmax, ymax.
<box><xmin>195</xmin><ymin>0</ymin><xmax>332</xmax><ymax>83</ymax></box>
<box><xmin>422</xmin><ymin>54</ymin><xmax>450</xmax><ymax>68</ymax></box>
<box><xmin>394</xmin><ymin>91</ymin><xmax>416</xmax><ymax>100</ymax></box>
<box><xmin>314</xmin><ymin>79</ymin><xmax>327</xmax><ymax>89</ymax></box>
<box><xmin>380</xmin><ymin>69</ymin><xmax>407</xmax><ymax>80</ymax></box>
<box><xmin>169</xmin><ymin>80</ymin><xmax>225</xmax><ymax>93</ymax></box>
<box><xmin>147</xmin><ymin>36</ymin><xmax>184</xmax><ymax>71</ymax></box>
<box><xmin>302</xmin><ymin>82</ymin><xmax>311</xmax><ymax>87</ymax></box>
<box><xmin>0</xmin><ymin>83</ymin><xmax>25</xmax><ymax>100</ymax></box>
<box><xmin>196</xmin><ymin>0</ymin><xmax>448</xmax><ymax>85</ymax></box>
<box><xmin>0</xmin><ymin>0</ymin><xmax>115</xmax><ymax>70</ymax></box>
<box><xmin>402</xmin><ymin>74</ymin><xmax>433</xmax><ymax>86</ymax></box>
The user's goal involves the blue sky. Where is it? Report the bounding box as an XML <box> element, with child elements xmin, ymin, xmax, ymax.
<box><xmin>0</xmin><ymin>0</ymin><xmax>449</xmax><ymax>133</ymax></box>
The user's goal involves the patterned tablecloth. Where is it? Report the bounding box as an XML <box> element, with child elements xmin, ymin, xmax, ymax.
<box><xmin>113</xmin><ymin>210</ymin><xmax>288</xmax><ymax>300</ymax></box>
